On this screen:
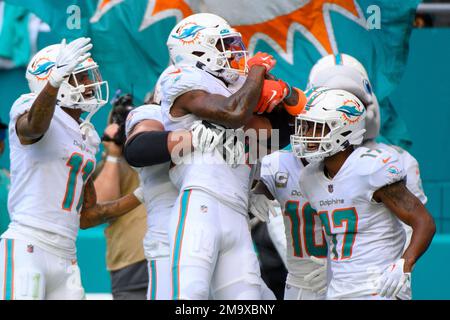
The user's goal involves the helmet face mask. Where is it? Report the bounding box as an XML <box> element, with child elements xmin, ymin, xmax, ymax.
<box><xmin>167</xmin><ymin>13</ymin><xmax>248</xmax><ymax>84</ymax></box>
<box><xmin>291</xmin><ymin>88</ymin><xmax>366</xmax><ymax>162</ymax></box>
<box><xmin>59</xmin><ymin>62</ymin><xmax>109</xmax><ymax>113</ymax></box>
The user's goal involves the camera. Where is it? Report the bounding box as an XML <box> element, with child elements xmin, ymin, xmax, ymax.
<box><xmin>102</xmin><ymin>90</ymin><xmax>135</xmax><ymax>146</ymax></box>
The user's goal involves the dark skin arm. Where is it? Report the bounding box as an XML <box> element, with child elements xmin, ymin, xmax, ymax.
<box><xmin>171</xmin><ymin>65</ymin><xmax>266</xmax><ymax>129</ymax></box>
<box><xmin>16</xmin><ymin>82</ymin><xmax>59</xmax><ymax>145</ymax></box>
<box><xmin>373</xmin><ymin>180</ymin><xmax>436</xmax><ymax>272</ymax></box>
<box><xmin>79</xmin><ymin>178</ymin><xmax>142</xmax><ymax>229</ymax></box>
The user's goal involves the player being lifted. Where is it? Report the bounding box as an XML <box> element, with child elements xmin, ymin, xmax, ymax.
<box><xmin>157</xmin><ymin>13</ymin><xmax>305</xmax><ymax>300</ymax></box>
<box><xmin>124</xmin><ymin>93</ymin><xmax>230</xmax><ymax>299</ymax></box>
<box><xmin>290</xmin><ymin>88</ymin><xmax>435</xmax><ymax>300</ymax></box>
<box><xmin>0</xmin><ymin>38</ymin><xmax>112</xmax><ymax>300</ymax></box>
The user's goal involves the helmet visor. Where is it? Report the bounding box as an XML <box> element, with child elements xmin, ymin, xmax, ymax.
<box><xmin>216</xmin><ymin>34</ymin><xmax>248</xmax><ymax>74</ymax></box>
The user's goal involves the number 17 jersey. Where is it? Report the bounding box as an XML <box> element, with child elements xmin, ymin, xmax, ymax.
<box><xmin>299</xmin><ymin>147</ymin><xmax>406</xmax><ymax>299</ymax></box>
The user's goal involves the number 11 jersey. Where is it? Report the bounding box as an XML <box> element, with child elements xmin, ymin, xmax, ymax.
<box><xmin>5</xmin><ymin>93</ymin><xmax>97</xmax><ymax>256</ymax></box>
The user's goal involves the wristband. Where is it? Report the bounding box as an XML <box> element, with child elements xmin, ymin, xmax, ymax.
<box><xmin>284</xmin><ymin>82</ymin><xmax>293</xmax><ymax>100</ymax></box>
<box><xmin>106</xmin><ymin>155</ymin><xmax>121</xmax><ymax>163</ymax></box>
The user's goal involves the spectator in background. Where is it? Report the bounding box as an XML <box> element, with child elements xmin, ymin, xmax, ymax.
<box><xmin>93</xmin><ymin>93</ymin><xmax>148</xmax><ymax>300</ymax></box>
<box><xmin>0</xmin><ymin>118</ymin><xmax>10</xmax><ymax>235</ymax></box>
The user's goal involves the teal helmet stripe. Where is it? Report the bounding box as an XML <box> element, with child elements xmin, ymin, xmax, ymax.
<box><xmin>336</xmin><ymin>105</ymin><xmax>364</xmax><ymax>116</ymax></box>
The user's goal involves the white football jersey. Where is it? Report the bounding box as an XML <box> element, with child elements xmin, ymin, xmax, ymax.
<box><xmin>5</xmin><ymin>93</ymin><xmax>97</xmax><ymax>257</ymax></box>
<box><xmin>260</xmin><ymin>150</ymin><xmax>327</xmax><ymax>289</ymax></box>
<box><xmin>159</xmin><ymin>65</ymin><xmax>251</xmax><ymax>215</ymax></box>
<box><xmin>299</xmin><ymin>146</ymin><xmax>407</xmax><ymax>299</ymax></box>
<box><xmin>125</xmin><ymin>104</ymin><xmax>179</xmax><ymax>259</ymax></box>
<box><xmin>363</xmin><ymin>141</ymin><xmax>426</xmax><ymax>253</ymax></box>
<box><xmin>363</xmin><ymin>141</ymin><xmax>427</xmax><ymax>203</ymax></box>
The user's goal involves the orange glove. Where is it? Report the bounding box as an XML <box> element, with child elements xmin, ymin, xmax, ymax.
<box><xmin>255</xmin><ymin>79</ymin><xmax>288</xmax><ymax>114</ymax></box>
<box><xmin>283</xmin><ymin>87</ymin><xmax>307</xmax><ymax>116</ymax></box>
<box><xmin>247</xmin><ymin>52</ymin><xmax>276</xmax><ymax>73</ymax></box>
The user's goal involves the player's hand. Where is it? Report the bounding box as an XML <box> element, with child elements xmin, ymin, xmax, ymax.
<box><xmin>249</xmin><ymin>193</ymin><xmax>278</xmax><ymax>223</ymax></box>
<box><xmin>247</xmin><ymin>52</ymin><xmax>276</xmax><ymax>73</ymax></box>
<box><xmin>49</xmin><ymin>37</ymin><xmax>93</xmax><ymax>88</ymax></box>
<box><xmin>191</xmin><ymin>120</ymin><xmax>225</xmax><ymax>153</ymax></box>
<box><xmin>255</xmin><ymin>79</ymin><xmax>289</xmax><ymax>114</ymax></box>
<box><xmin>376</xmin><ymin>258</ymin><xmax>411</xmax><ymax>299</ymax></box>
<box><xmin>304</xmin><ymin>256</ymin><xmax>327</xmax><ymax>296</ymax></box>
<box><xmin>222</xmin><ymin>127</ymin><xmax>245</xmax><ymax>166</ymax></box>
<box><xmin>102</xmin><ymin>123</ymin><xmax>122</xmax><ymax>157</ymax></box>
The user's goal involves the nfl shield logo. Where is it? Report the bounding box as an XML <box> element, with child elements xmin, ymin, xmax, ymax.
<box><xmin>328</xmin><ymin>185</ymin><xmax>334</xmax><ymax>193</ymax></box>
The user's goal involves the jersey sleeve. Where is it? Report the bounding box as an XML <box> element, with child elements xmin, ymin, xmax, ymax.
<box><xmin>259</xmin><ymin>155</ymin><xmax>278</xmax><ymax>198</ymax></box>
<box><xmin>362</xmin><ymin>149</ymin><xmax>407</xmax><ymax>201</ymax></box>
<box><xmin>400</xmin><ymin>151</ymin><xmax>428</xmax><ymax>204</ymax></box>
<box><xmin>9</xmin><ymin>93</ymin><xmax>37</xmax><ymax>124</ymax></box>
<box><xmin>125</xmin><ymin>104</ymin><xmax>163</xmax><ymax>137</ymax></box>
<box><xmin>160</xmin><ymin>67</ymin><xmax>209</xmax><ymax>110</ymax></box>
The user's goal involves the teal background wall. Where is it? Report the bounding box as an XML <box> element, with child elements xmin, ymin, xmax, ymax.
<box><xmin>0</xmin><ymin>28</ymin><xmax>449</xmax><ymax>299</ymax></box>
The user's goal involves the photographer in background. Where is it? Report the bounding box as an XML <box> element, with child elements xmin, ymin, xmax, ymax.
<box><xmin>93</xmin><ymin>91</ymin><xmax>148</xmax><ymax>300</ymax></box>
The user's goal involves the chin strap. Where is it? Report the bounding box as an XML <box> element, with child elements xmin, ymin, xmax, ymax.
<box><xmin>79</xmin><ymin>104</ymin><xmax>102</xmax><ymax>153</ymax></box>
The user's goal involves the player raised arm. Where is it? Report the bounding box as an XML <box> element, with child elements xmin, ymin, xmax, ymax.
<box><xmin>373</xmin><ymin>180</ymin><xmax>436</xmax><ymax>297</ymax></box>
<box><xmin>79</xmin><ymin>178</ymin><xmax>143</xmax><ymax>229</ymax></box>
<box><xmin>171</xmin><ymin>54</ymin><xmax>276</xmax><ymax>129</ymax></box>
<box><xmin>16</xmin><ymin>38</ymin><xmax>92</xmax><ymax>144</ymax></box>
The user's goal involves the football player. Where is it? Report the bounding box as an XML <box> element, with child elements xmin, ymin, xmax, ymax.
<box><xmin>307</xmin><ymin>53</ymin><xmax>428</xmax><ymax>250</ymax></box>
<box><xmin>290</xmin><ymin>88</ymin><xmax>435</xmax><ymax>300</ymax></box>
<box><xmin>251</xmin><ymin>146</ymin><xmax>328</xmax><ymax>300</ymax></box>
<box><xmin>158</xmin><ymin>13</ymin><xmax>305</xmax><ymax>300</ymax></box>
<box><xmin>0</xmin><ymin>38</ymin><xmax>108</xmax><ymax>299</ymax></box>
<box><xmin>124</xmin><ymin>99</ymin><xmax>227</xmax><ymax>299</ymax></box>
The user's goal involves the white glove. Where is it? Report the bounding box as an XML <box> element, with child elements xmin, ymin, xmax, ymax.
<box><xmin>190</xmin><ymin>120</ymin><xmax>224</xmax><ymax>153</ymax></box>
<box><xmin>49</xmin><ymin>37</ymin><xmax>93</xmax><ymax>88</ymax></box>
<box><xmin>304</xmin><ymin>256</ymin><xmax>327</xmax><ymax>295</ymax></box>
<box><xmin>133</xmin><ymin>186</ymin><xmax>144</xmax><ymax>203</ymax></box>
<box><xmin>376</xmin><ymin>258</ymin><xmax>411</xmax><ymax>299</ymax></box>
<box><xmin>249</xmin><ymin>193</ymin><xmax>278</xmax><ymax>223</ymax></box>
<box><xmin>223</xmin><ymin>127</ymin><xmax>245</xmax><ymax>167</ymax></box>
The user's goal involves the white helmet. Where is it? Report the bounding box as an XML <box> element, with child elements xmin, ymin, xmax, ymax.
<box><xmin>291</xmin><ymin>88</ymin><xmax>366</xmax><ymax>162</ymax></box>
<box><xmin>26</xmin><ymin>44</ymin><xmax>109</xmax><ymax>113</ymax></box>
<box><xmin>167</xmin><ymin>13</ymin><xmax>248</xmax><ymax>84</ymax></box>
<box><xmin>307</xmin><ymin>53</ymin><xmax>379</xmax><ymax>140</ymax></box>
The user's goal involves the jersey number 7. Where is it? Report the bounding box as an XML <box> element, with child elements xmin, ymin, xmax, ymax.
<box><xmin>318</xmin><ymin>208</ymin><xmax>358</xmax><ymax>260</ymax></box>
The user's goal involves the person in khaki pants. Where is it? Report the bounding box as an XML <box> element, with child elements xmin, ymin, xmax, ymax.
<box><xmin>94</xmin><ymin>121</ymin><xmax>148</xmax><ymax>300</ymax></box>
